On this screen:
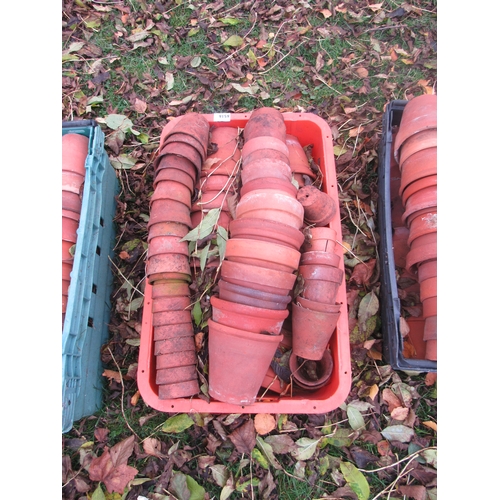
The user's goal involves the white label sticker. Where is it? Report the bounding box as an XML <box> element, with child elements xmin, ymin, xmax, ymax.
<box><xmin>213</xmin><ymin>113</ymin><xmax>231</xmax><ymax>122</ymax></box>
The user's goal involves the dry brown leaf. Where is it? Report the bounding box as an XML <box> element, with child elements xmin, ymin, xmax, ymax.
<box><xmin>391</xmin><ymin>406</ymin><xmax>409</xmax><ymax>421</ymax></box>
<box><xmin>143</xmin><ymin>437</ymin><xmax>165</xmax><ymax>458</ymax></box>
<box><xmin>422</xmin><ymin>421</ymin><xmax>437</xmax><ymax>432</ymax></box>
<box><xmin>102</xmin><ymin>369</ymin><xmax>122</xmax><ymax>384</ymax></box>
<box><xmin>356</xmin><ymin>67</ymin><xmax>369</xmax><ymax>78</ymax></box>
<box><xmin>94</xmin><ymin>428</ymin><xmax>109</xmax><ymax>443</ymax></box>
<box><xmin>131</xmin><ymin>390</ymin><xmax>141</xmax><ymax>406</ymax></box>
<box><xmin>254</xmin><ymin>414</ymin><xmax>276</xmax><ymax>435</ymax></box>
<box><xmin>133</xmin><ymin>98</ymin><xmax>147</xmax><ymax>113</ymax></box>
<box><xmin>350</xmin><ymin>259</ymin><xmax>377</xmax><ymax>286</ymax></box>
<box><xmin>425</xmin><ymin>372</ymin><xmax>437</xmax><ymax>386</ymax></box>
<box><xmin>399</xmin><ymin>485</ymin><xmax>427</xmax><ymax>500</ymax></box>
<box><xmin>367</xmin><ymin>348</ymin><xmax>382</xmax><ymax>360</ymax></box>
<box><xmin>377</xmin><ymin>440</ymin><xmax>391</xmax><ymax>456</ymax></box>
<box><xmin>228</xmin><ymin>419</ymin><xmax>256</xmax><ymax>455</ymax></box>
<box><xmin>119</xmin><ymin>251</ymin><xmax>130</xmax><ymax>260</ymax></box>
<box><xmin>368</xmin><ymin>384</ymin><xmax>379</xmax><ymax>400</ymax></box>
<box><xmin>320</xmin><ymin>8</ymin><xmax>332</xmax><ymax>18</ymax></box>
<box><xmin>382</xmin><ymin>388</ymin><xmax>403</xmax><ymax>413</ymax></box>
<box><xmin>349</xmin><ymin>126</ymin><xmax>365</xmax><ymax>137</ymax></box>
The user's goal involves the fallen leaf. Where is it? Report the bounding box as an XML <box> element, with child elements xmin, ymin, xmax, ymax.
<box><xmin>356</xmin><ymin>67</ymin><xmax>369</xmax><ymax>78</ymax></box>
<box><xmin>381</xmin><ymin>424</ymin><xmax>414</xmax><ymax>443</ymax></box>
<box><xmin>131</xmin><ymin>390</ymin><xmax>140</xmax><ymax>406</ymax></box>
<box><xmin>382</xmin><ymin>388</ymin><xmax>403</xmax><ymax>412</ymax></box>
<box><xmin>254</xmin><ymin>414</ymin><xmax>276</xmax><ymax>435</ymax></box>
<box><xmin>291</xmin><ymin>437</ymin><xmax>319</xmax><ymax>461</ymax></box>
<box><xmin>422</xmin><ymin>421</ymin><xmax>437</xmax><ymax>432</ymax></box>
<box><xmin>425</xmin><ymin>372</ymin><xmax>437</xmax><ymax>386</ymax></box>
<box><xmin>143</xmin><ymin>437</ymin><xmax>165</xmax><ymax>458</ymax></box>
<box><xmin>391</xmin><ymin>406</ymin><xmax>409</xmax><ymax>421</ymax></box>
<box><xmin>368</xmin><ymin>384</ymin><xmax>379</xmax><ymax>400</ymax></box>
<box><xmin>102</xmin><ymin>369</ymin><xmax>121</xmax><ymax>384</ymax></box>
<box><xmin>191</xmin><ymin>56</ymin><xmax>202</xmax><ymax>68</ymax></box>
<box><xmin>228</xmin><ymin>419</ymin><xmax>256</xmax><ymax>455</ymax></box>
<box><xmin>340</xmin><ymin>461</ymin><xmax>370</xmax><ymax>500</ymax></box>
<box><xmin>320</xmin><ymin>8</ymin><xmax>332</xmax><ymax>18</ymax></box>
<box><xmin>222</xmin><ymin>35</ymin><xmax>244</xmax><ymax>47</ymax></box>
<box><xmin>350</xmin><ymin>259</ymin><xmax>377</xmax><ymax>286</ymax></box>
<box><xmin>263</xmin><ymin>434</ymin><xmax>296</xmax><ymax>454</ymax></box>
<box><xmin>377</xmin><ymin>440</ymin><xmax>391</xmax><ymax>456</ymax></box>
<box><xmin>94</xmin><ymin>428</ymin><xmax>109</xmax><ymax>442</ymax></box>
<box><xmin>162</xmin><ymin>414</ymin><xmax>194</xmax><ymax>433</ymax></box>
<box><xmin>230</xmin><ymin>82</ymin><xmax>259</xmax><ymax>95</ymax></box>
<box><xmin>399</xmin><ymin>485</ymin><xmax>426</xmax><ymax>500</ymax></box>
<box><xmin>133</xmin><ymin>98</ymin><xmax>147</xmax><ymax>113</ymax></box>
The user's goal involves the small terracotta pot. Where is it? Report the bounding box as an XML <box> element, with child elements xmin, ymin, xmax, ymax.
<box><xmin>218</xmin><ymin>279</ymin><xmax>292</xmax><ymax>310</ymax></box>
<box><xmin>158</xmin><ymin>379</ymin><xmax>200</xmax><ymax>400</ymax></box>
<box><xmin>208</xmin><ymin>319</ymin><xmax>284</xmax><ymax>405</ymax></box>
<box><xmin>297</xmin><ymin>185</ymin><xmax>337</xmax><ymax>227</ymax></box>
<box><xmin>156</xmin><ymin>364</ymin><xmax>198</xmax><ymax>385</ymax></box>
<box><xmin>151</xmin><ymin>180</ymin><xmax>192</xmax><ymax>207</ymax></box>
<box><xmin>148</xmin><ymin>235</ymin><xmax>190</xmax><ymax>258</ymax></box>
<box><xmin>420</xmin><ymin>276</ymin><xmax>437</xmax><ymax>303</ymax></box>
<box><xmin>147</xmin><ymin>251</ymin><xmax>191</xmax><ymax>278</ymax></box>
<box><xmin>152</xmin><ymin>280</ymin><xmax>191</xmax><ymax>298</ymax></box>
<box><xmin>244</xmin><ymin>107</ymin><xmax>287</xmax><ymax>142</ymax></box>
<box><xmin>62</xmin><ymin>208</ymin><xmax>80</xmax><ymax>222</ymax></box>
<box><xmin>202</xmin><ymin>127</ymin><xmax>241</xmax><ymax>177</ymax></box>
<box><xmin>399</xmin><ymin>147</ymin><xmax>437</xmax><ymax>192</ymax></box>
<box><xmin>422</xmin><ymin>295</ymin><xmax>437</xmax><ymax>318</ymax></box>
<box><xmin>62</xmin><ymin>216</ymin><xmax>79</xmax><ymax>243</ymax></box>
<box><xmin>240</xmin><ymin>176</ymin><xmax>297</xmax><ymax>198</ymax></box>
<box><xmin>229</xmin><ymin>218</ymin><xmax>305</xmax><ymax>250</ymax></box>
<box><xmin>291</xmin><ymin>302</ymin><xmax>339</xmax><ymax>360</ymax></box>
<box><xmin>418</xmin><ymin>259</ymin><xmax>437</xmax><ymax>283</ymax></box>
<box><xmin>147</xmin><ymin>221</ymin><xmax>189</xmax><ymax>242</ymax></box>
<box><xmin>168</xmin><ymin>113</ymin><xmax>210</xmax><ymax>148</ymax></box>
<box><xmin>62</xmin><ymin>190</ymin><xmax>82</xmax><ymax>214</ymax></box>
<box><xmin>152</xmin><ymin>295</ymin><xmax>191</xmax><ymax>313</ymax></box>
<box><xmin>423</xmin><ymin>315</ymin><xmax>437</xmax><ymax>341</ymax></box>
<box><xmin>302</xmin><ymin>227</ymin><xmax>337</xmax><ymax>253</ymax></box>
<box><xmin>164</xmin><ymin>132</ymin><xmax>206</xmax><ymax>162</ymax></box>
<box><xmin>221</xmin><ymin>260</ymin><xmax>297</xmax><ymax>296</ymax></box>
<box><xmin>401</xmin><ymin>174</ymin><xmax>437</xmax><ymax>206</ymax></box>
<box><xmin>399</xmin><ymin>128</ymin><xmax>437</xmax><ymax>166</ymax></box>
<box><xmin>211</xmin><ymin>296</ymin><xmax>289</xmax><ymax>335</ymax></box>
<box><xmin>155</xmin><ymin>335</ymin><xmax>196</xmax><ymax>355</ymax></box>
<box><xmin>401</xmin><ymin>185</ymin><xmax>437</xmax><ymax>225</ymax></box>
<box><xmin>300</xmin><ymin>250</ymin><xmax>341</xmax><ymax>268</ymax></box>
<box><xmin>286</xmin><ymin>134</ymin><xmax>317</xmax><ymax>179</ymax></box>
<box><xmin>406</xmin><ymin>241</ymin><xmax>437</xmax><ymax>272</ymax></box>
<box><xmin>62</xmin><ymin>133</ymin><xmax>89</xmax><ymax>174</ymax></box>
<box><xmin>242</xmin><ymin>136</ymin><xmax>289</xmax><ymax>159</ymax></box>
<box><xmin>296</xmin><ymin>296</ymin><xmax>341</xmax><ymax>314</ymax></box>
<box><xmin>154</xmin><ymin>322</ymin><xmax>194</xmax><ymax>341</ymax></box>
<box><xmin>289</xmin><ymin>350</ymin><xmax>334</xmax><ymax>390</ymax></box>
<box><xmin>62</xmin><ymin>261</ymin><xmax>73</xmax><ymax>281</ymax></box>
<box><xmin>159</xmin><ymin>141</ymin><xmax>203</xmax><ymax>174</ymax></box>
<box><xmin>425</xmin><ymin>339</ymin><xmax>437</xmax><ymax>361</ymax></box>
<box><xmin>225</xmin><ymin>238</ymin><xmax>301</xmax><ymax>273</ymax></box>
<box><xmin>62</xmin><ymin>170</ymin><xmax>85</xmax><ymax>195</ymax></box>
<box><xmin>394</xmin><ymin>94</ymin><xmax>437</xmax><ymax>161</ymax></box>
<box><xmin>235</xmin><ymin>189</ymin><xmax>304</xmax><ymax>230</ymax></box>
<box><xmin>149</xmin><ymin>199</ymin><xmax>193</xmax><ymax>227</ymax></box>
<box><xmin>242</xmin><ymin>148</ymin><xmax>290</xmax><ymax>168</ymax></box>
<box><xmin>299</xmin><ymin>265</ymin><xmax>344</xmax><ymax>305</ymax></box>
<box><xmin>408</xmin><ymin>211</ymin><xmax>437</xmax><ymax>246</ymax></box>
<box><xmin>156</xmin><ymin>350</ymin><xmax>197</xmax><ymax>369</ymax></box>
<box><xmin>155</xmin><ymin>155</ymin><xmax>198</xmax><ymax>186</ymax></box>
<box><xmin>241</xmin><ymin>158</ymin><xmax>292</xmax><ymax>184</ymax></box>
<box><xmin>152</xmin><ymin>309</ymin><xmax>192</xmax><ymax>327</ymax></box>
<box><xmin>153</xmin><ymin>165</ymin><xmax>196</xmax><ymax>194</ymax></box>
<box><xmin>392</xmin><ymin>226</ymin><xmax>410</xmax><ymax>268</ymax></box>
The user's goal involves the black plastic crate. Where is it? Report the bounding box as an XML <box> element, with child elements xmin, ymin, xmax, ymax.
<box><xmin>378</xmin><ymin>100</ymin><xmax>437</xmax><ymax>372</ymax></box>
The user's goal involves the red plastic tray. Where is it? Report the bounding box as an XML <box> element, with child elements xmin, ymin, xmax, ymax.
<box><xmin>137</xmin><ymin>112</ymin><xmax>351</xmax><ymax>413</ymax></box>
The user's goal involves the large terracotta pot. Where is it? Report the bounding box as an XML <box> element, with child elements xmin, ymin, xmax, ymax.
<box><xmin>158</xmin><ymin>379</ymin><xmax>200</xmax><ymax>400</ymax></box>
<box><xmin>225</xmin><ymin>238</ymin><xmax>301</xmax><ymax>273</ymax></box>
<box><xmin>399</xmin><ymin>128</ymin><xmax>437</xmax><ymax>166</ymax></box>
<box><xmin>154</xmin><ymin>155</ymin><xmax>198</xmax><ymax>187</ymax></box>
<box><xmin>210</xmin><ymin>296</ymin><xmax>289</xmax><ymax>335</ymax></box>
<box><xmin>221</xmin><ymin>260</ymin><xmax>297</xmax><ymax>296</ymax></box>
<box><xmin>300</xmin><ymin>250</ymin><xmax>341</xmax><ymax>268</ymax></box>
<box><xmin>156</xmin><ymin>364</ymin><xmax>198</xmax><ymax>385</ymax></box>
<box><xmin>235</xmin><ymin>189</ymin><xmax>304</xmax><ymax>230</ymax></box>
<box><xmin>207</xmin><ymin>319</ymin><xmax>283</xmax><ymax>405</ymax></box>
<box><xmin>218</xmin><ymin>279</ymin><xmax>292</xmax><ymax>310</ymax></box>
<box><xmin>241</xmin><ymin>158</ymin><xmax>292</xmax><ymax>184</ymax></box>
<box><xmin>151</xmin><ymin>180</ymin><xmax>192</xmax><ymax>207</ymax></box>
<box><xmin>149</xmin><ymin>199</ymin><xmax>193</xmax><ymax>227</ymax></box>
<box><xmin>297</xmin><ymin>185</ymin><xmax>337</xmax><ymax>227</ymax></box>
<box><xmin>289</xmin><ymin>349</ymin><xmax>334</xmax><ymax>390</ymax></box>
<box><xmin>153</xmin><ymin>164</ymin><xmax>196</xmax><ymax>194</ymax></box>
<box><xmin>229</xmin><ymin>217</ymin><xmax>305</xmax><ymax>250</ymax></box>
<box><xmin>243</xmin><ymin>107</ymin><xmax>287</xmax><ymax>142</ymax></box>
<box><xmin>291</xmin><ymin>302</ymin><xmax>340</xmax><ymax>360</ymax></box>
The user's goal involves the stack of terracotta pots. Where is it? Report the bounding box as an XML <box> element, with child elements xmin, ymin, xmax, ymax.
<box><xmin>394</xmin><ymin>94</ymin><xmax>437</xmax><ymax>361</ymax></box>
<box><xmin>208</xmin><ymin>108</ymin><xmax>306</xmax><ymax>405</ymax></box>
<box><xmin>287</xmin><ymin>226</ymin><xmax>343</xmax><ymax>389</ymax></box>
<box><xmin>147</xmin><ymin>114</ymin><xmax>211</xmax><ymax>399</ymax></box>
<box><xmin>62</xmin><ymin>133</ymin><xmax>89</xmax><ymax>326</ymax></box>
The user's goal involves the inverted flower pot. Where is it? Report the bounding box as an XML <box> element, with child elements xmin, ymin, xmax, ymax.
<box><xmin>418</xmin><ymin>258</ymin><xmax>437</xmax><ymax>283</ymax></box>
<box><xmin>152</xmin><ymin>280</ymin><xmax>191</xmax><ymax>298</ymax></box>
<box><xmin>236</xmin><ymin>189</ymin><xmax>304</xmax><ymax>230</ymax></box>
<box><xmin>221</xmin><ymin>259</ymin><xmax>297</xmax><ymax>296</ymax></box>
<box><xmin>289</xmin><ymin>350</ymin><xmax>334</xmax><ymax>390</ymax></box>
<box><xmin>207</xmin><ymin>319</ymin><xmax>283</xmax><ymax>405</ymax></box>
<box><xmin>401</xmin><ymin>174</ymin><xmax>437</xmax><ymax>207</ymax></box>
<box><xmin>147</xmin><ymin>253</ymin><xmax>191</xmax><ymax>284</ymax></box>
<box><xmin>419</xmin><ymin>276</ymin><xmax>437</xmax><ymax>303</ymax></box>
<box><xmin>62</xmin><ymin>190</ymin><xmax>82</xmax><ymax>214</ymax></box>
<box><xmin>286</xmin><ymin>134</ymin><xmax>317</xmax><ymax>180</ymax></box>
<box><xmin>148</xmin><ymin>220</ymin><xmax>189</xmax><ymax>242</ymax></box>
<box><xmin>62</xmin><ymin>133</ymin><xmax>89</xmax><ymax>174</ymax></box>
<box><xmin>218</xmin><ymin>279</ymin><xmax>292</xmax><ymax>310</ymax></box>
<box><xmin>156</xmin><ymin>350</ymin><xmax>197</xmax><ymax>370</ymax></box>
<box><xmin>153</xmin><ymin>309</ymin><xmax>192</xmax><ymax>327</ymax></box>
<box><xmin>296</xmin><ymin>295</ymin><xmax>342</xmax><ymax>314</ymax></box>
<box><xmin>156</xmin><ymin>364</ymin><xmax>198</xmax><ymax>385</ymax></box>
<box><xmin>242</xmin><ymin>148</ymin><xmax>290</xmax><ymax>169</ymax></box>
<box><xmin>154</xmin><ymin>164</ymin><xmax>196</xmax><ymax>194</ymax></box>
<box><xmin>297</xmin><ymin>185</ymin><xmax>337</xmax><ymax>227</ymax></box>
<box><xmin>148</xmin><ymin>235</ymin><xmax>190</xmax><ymax>258</ymax></box>
<box><xmin>405</xmin><ymin>232</ymin><xmax>437</xmax><ymax>271</ymax></box>
<box><xmin>300</xmin><ymin>250</ymin><xmax>341</xmax><ymax>268</ymax></box>
<box><xmin>302</xmin><ymin>226</ymin><xmax>337</xmax><ymax>253</ymax></box>
<box><xmin>192</xmin><ymin>189</ymin><xmax>230</xmax><ymax>212</ymax></box>
<box><xmin>299</xmin><ymin>264</ymin><xmax>344</xmax><ymax>305</ymax></box>
<box><xmin>243</xmin><ymin>107</ymin><xmax>287</xmax><ymax>142</ymax></box>
<box><xmin>199</xmin><ymin>174</ymin><xmax>236</xmax><ymax>193</ymax></box>
<box><xmin>62</xmin><ymin>216</ymin><xmax>79</xmax><ymax>243</ymax></box>
<box><xmin>241</xmin><ymin>158</ymin><xmax>292</xmax><ymax>184</ymax></box>
<box><xmin>62</xmin><ymin>170</ymin><xmax>85</xmax><ymax>195</ymax></box>
<box><xmin>163</xmin><ymin>113</ymin><xmax>210</xmax><ymax>154</ymax></box>
<box><xmin>291</xmin><ymin>302</ymin><xmax>340</xmax><ymax>360</ymax></box>
<box><xmin>155</xmin><ymin>335</ymin><xmax>196</xmax><ymax>355</ymax></box>
<box><xmin>158</xmin><ymin>379</ymin><xmax>200</xmax><ymax>400</ymax></box>
<box><xmin>240</xmin><ymin>176</ymin><xmax>297</xmax><ymax>198</ymax></box>
<box><xmin>229</xmin><ymin>217</ymin><xmax>305</xmax><ymax>250</ymax></box>
<box><xmin>152</xmin><ymin>295</ymin><xmax>191</xmax><ymax>313</ymax></box>
<box><xmin>401</xmin><ymin>185</ymin><xmax>437</xmax><ymax>225</ymax></box>
<box><xmin>149</xmin><ymin>199</ymin><xmax>193</xmax><ymax>228</ymax></box>
<box><xmin>242</xmin><ymin>136</ymin><xmax>289</xmax><ymax>159</ymax></box>
<box><xmin>422</xmin><ymin>295</ymin><xmax>437</xmax><ymax>318</ymax></box>
<box><xmin>211</xmin><ymin>296</ymin><xmax>289</xmax><ymax>335</ymax></box>
<box><xmin>151</xmin><ymin>179</ymin><xmax>192</xmax><ymax>207</ymax></box>
<box><xmin>159</xmin><ymin>141</ymin><xmax>203</xmax><ymax>175</ymax></box>
<box><xmin>154</xmin><ymin>155</ymin><xmax>198</xmax><ymax>187</ymax></box>
<box><xmin>407</xmin><ymin>211</ymin><xmax>437</xmax><ymax>246</ymax></box>
<box><xmin>163</xmin><ymin>132</ymin><xmax>207</xmax><ymax>163</ymax></box>
<box><xmin>225</xmin><ymin>238</ymin><xmax>301</xmax><ymax>273</ymax></box>
<box><xmin>399</xmin><ymin>128</ymin><xmax>437</xmax><ymax>166</ymax></box>
<box><xmin>154</xmin><ymin>322</ymin><xmax>194</xmax><ymax>341</ymax></box>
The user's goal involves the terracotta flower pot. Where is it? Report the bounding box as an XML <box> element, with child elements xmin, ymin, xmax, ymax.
<box><xmin>289</xmin><ymin>350</ymin><xmax>334</xmax><ymax>390</ymax></box>
<box><xmin>155</xmin><ymin>335</ymin><xmax>196</xmax><ymax>355</ymax></box>
<box><xmin>244</xmin><ymin>107</ymin><xmax>287</xmax><ymax>142</ymax></box>
<box><xmin>401</xmin><ymin>185</ymin><xmax>437</xmax><ymax>225</ymax></box>
<box><xmin>296</xmin><ymin>296</ymin><xmax>341</xmax><ymax>314</ymax></box>
<box><xmin>159</xmin><ymin>141</ymin><xmax>203</xmax><ymax>174</ymax></box>
<box><xmin>392</xmin><ymin>226</ymin><xmax>410</xmax><ymax>268</ymax></box>
<box><xmin>401</xmin><ymin>175</ymin><xmax>437</xmax><ymax>207</ymax></box>
<box><xmin>301</xmin><ymin>227</ymin><xmax>337</xmax><ymax>253</ymax></box>
<box><xmin>158</xmin><ymin>379</ymin><xmax>200</xmax><ymax>400</ymax></box>
<box><xmin>62</xmin><ymin>170</ymin><xmax>85</xmax><ymax>195</ymax></box>
<box><xmin>218</xmin><ymin>279</ymin><xmax>292</xmax><ymax>310</ymax></box>
<box><xmin>240</xmin><ymin>176</ymin><xmax>297</xmax><ymax>198</ymax></box>
<box><xmin>156</xmin><ymin>350</ymin><xmax>197</xmax><ymax>369</ymax></box>
<box><xmin>423</xmin><ymin>316</ymin><xmax>437</xmax><ymax>342</ymax></box>
<box><xmin>297</xmin><ymin>185</ymin><xmax>337</xmax><ymax>227</ymax></box>
<box><xmin>199</xmin><ymin>174</ymin><xmax>236</xmax><ymax>193</ymax></box>
<box><xmin>147</xmin><ymin>220</ymin><xmax>189</xmax><ymax>242</ymax></box>
<box><xmin>201</xmin><ymin>126</ymin><xmax>241</xmax><ymax>177</ymax></box>
<box><xmin>418</xmin><ymin>259</ymin><xmax>437</xmax><ymax>283</ymax></box>
<box><xmin>211</xmin><ymin>296</ymin><xmax>289</xmax><ymax>335</ymax></box>
<box><xmin>422</xmin><ymin>295</ymin><xmax>437</xmax><ymax>318</ymax></box>
<box><xmin>208</xmin><ymin>319</ymin><xmax>284</xmax><ymax>405</ymax></box>
<box><xmin>235</xmin><ymin>189</ymin><xmax>304</xmax><ymax>230</ymax></box>
<box><xmin>399</xmin><ymin>147</ymin><xmax>437</xmax><ymax>194</ymax></box>
<box><xmin>148</xmin><ymin>235</ymin><xmax>190</xmax><ymax>259</ymax></box>
<box><xmin>300</xmin><ymin>250</ymin><xmax>341</xmax><ymax>268</ymax></box>
<box><xmin>299</xmin><ymin>265</ymin><xmax>344</xmax><ymax>305</ymax></box>
<box><xmin>399</xmin><ymin>128</ymin><xmax>437</xmax><ymax>166</ymax></box>
<box><xmin>241</xmin><ymin>158</ymin><xmax>292</xmax><ymax>184</ymax></box>
<box><xmin>394</xmin><ymin>94</ymin><xmax>437</xmax><ymax>161</ymax></box>
<box><xmin>153</xmin><ymin>164</ymin><xmax>196</xmax><ymax>194</ymax></box>
<box><xmin>149</xmin><ymin>199</ymin><xmax>193</xmax><ymax>227</ymax></box>
<box><xmin>192</xmin><ymin>190</ymin><xmax>230</xmax><ymax>212</ymax></box>
<box><xmin>407</xmin><ymin>211</ymin><xmax>437</xmax><ymax>246</ymax></box>
<box><xmin>154</xmin><ymin>155</ymin><xmax>198</xmax><ymax>187</ymax></box>
<box><xmin>62</xmin><ymin>216</ymin><xmax>79</xmax><ymax>243</ymax></box>
<box><xmin>152</xmin><ymin>309</ymin><xmax>193</xmax><ymax>327</ymax></box>
<box><xmin>168</xmin><ymin>113</ymin><xmax>210</xmax><ymax>150</ymax></box>
<box><xmin>163</xmin><ymin>132</ymin><xmax>207</xmax><ymax>162</ymax></box>
<box><xmin>225</xmin><ymin>238</ymin><xmax>301</xmax><ymax>273</ymax></box>
<box><xmin>147</xmin><ymin>253</ymin><xmax>192</xmax><ymax>284</ymax></box>
<box><xmin>156</xmin><ymin>364</ymin><xmax>198</xmax><ymax>385</ymax></box>
<box><xmin>221</xmin><ymin>260</ymin><xmax>297</xmax><ymax>296</ymax></box>
<box><xmin>152</xmin><ymin>280</ymin><xmax>191</xmax><ymax>298</ymax></box>
<box><xmin>291</xmin><ymin>302</ymin><xmax>340</xmax><ymax>360</ymax></box>
<box><xmin>152</xmin><ymin>295</ymin><xmax>191</xmax><ymax>313</ymax></box>
<box><xmin>151</xmin><ymin>180</ymin><xmax>193</xmax><ymax>207</ymax></box>
<box><xmin>242</xmin><ymin>136</ymin><xmax>289</xmax><ymax>159</ymax></box>
<box><xmin>420</xmin><ymin>276</ymin><xmax>437</xmax><ymax>303</ymax></box>
<box><xmin>62</xmin><ymin>190</ymin><xmax>82</xmax><ymax>214</ymax></box>
<box><xmin>154</xmin><ymin>322</ymin><xmax>194</xmax><ymax>341</ymax></box>
<box><xmin>286</xmin><ymin>134</ymin><xmax>317</xmax><ymax>180</ymax></box>
<box><xmin>405</xmin><ymin>232</ymin><xmax>437</xmax><ymax>271</ymax></box>
<box><xmin>62</xmin><ymin>133</ymin><xmax>89</xmax><ymax>174</ymax></box>
<box><xmin>62</xmin><ymin>208</ymin><xmax>80</xmax><ymax>222</ymax></box>
<box><xmin>242</xmin><ymin>148</ymin><xmax>290</xmax><ymax>168</ymax></box>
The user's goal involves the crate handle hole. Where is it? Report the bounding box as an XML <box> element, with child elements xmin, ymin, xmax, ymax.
<box><xmin>92</xmin><ymin>284</ymin><xmax>97</xmax><ymax>294</ymax></box>
<box><xmin>100</xmin><ymin>217</ymin><xmax>104</xmax><ymax>227</ymax></box>
<box><xmin>88</xmin><ymin>317</ymin><xmax>94</xmax><ymax>327</ymax></box>
<box><xmin>96</xmin><ymin>246</ymin><xmax>101</xmax><ymax>255</ymax></box>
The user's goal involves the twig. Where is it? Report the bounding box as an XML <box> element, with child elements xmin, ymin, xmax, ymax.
<box><xmin>107</xmin><ymin>346</ymin><xmax>140</xmax><ymax>439</ymax></box>
<box><xmin>358</xmin><ymin>446</ymin><xmax>437</xmax><ymax>473</ymax></box>
<box><xmin>344</xmin><ymin>200</ymin><xmax>368</xmax><ymax>238</ymax></box>
<box><xmin>364</xmin><ymin>24</ymin><xmax>405</xmax><ymax>33</ymax></box>
<box><xmin>260</xmin><ymin>40</ymin><xmax>307</xmax><ymax>75</ymax></box>
<box><xmin>109</xmin><ymin>256</ymin><xmax>145</xmax><ymax>298</ymax></box>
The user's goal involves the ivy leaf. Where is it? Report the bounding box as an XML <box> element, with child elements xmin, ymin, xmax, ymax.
<box><xmin>222</xmin><ymin>35</ymin><xmax>244</xmax><ymax>47</ymax></box>
<box><xmin>162</xmin><ymin>414</ymin><xmax>195</xmax><ymax>433</ymax></box>
<box><xmin>340</xmin><ymin>461</ymin><xmax>370</xmax><ymax>500</ymax></box>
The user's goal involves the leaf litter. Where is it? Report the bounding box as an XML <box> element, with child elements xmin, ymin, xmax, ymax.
<box><xmin>62</xmin><ymin>0</ymin><xmax>437</xmax><ymax>498</ymax></box>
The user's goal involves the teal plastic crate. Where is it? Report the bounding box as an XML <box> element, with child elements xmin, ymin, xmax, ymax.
<box><xmin>62</xmin><ymin>120</ymin><xmax>118</xmax><ymax>433</ymax></box>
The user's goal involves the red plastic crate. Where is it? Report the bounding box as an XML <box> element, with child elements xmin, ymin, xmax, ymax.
<box><xmin>137</xmin><ymin>112</ymin><xmax>351</xmax><ymax>414</ymax></box>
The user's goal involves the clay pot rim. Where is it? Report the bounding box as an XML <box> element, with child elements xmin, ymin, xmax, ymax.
<box><xmin>164</xmin><ymin>131</ymin><xmax>207</xmax><ymax>158</ymax></box>
<box><xmin>208</xmin><ymin>318</ymin><xmax>284</xmax><ymax>338</ymax></box>
<box><xmin>240</xmin><ymin>176</ymin><xmax>297</xmax><ymax>198</ymax></box>
<box><xmin>211</xmin><ymin>296</ymin><xmax>289</xmax><ymax>320</ymax></box>
<box><xmin>401</xmin><ymin>174</ymin><xmax>437</xmax><ymax>205</ymax></box>
<box><xmin>296</xmin><ymin>296</ymin><xmax>342</xmax><ymax>313</ymax></box>
<box><xmin>399</xmin><ymin>129</ymin><xmax>437</xmax><ymax>166</ymax></box>
<box><xmin>299</xmin><ymin>264</ymin><xmax>344</xmax><ymax>282</ymax></box>
<box><xmin>242</xmin><ymin>136</ymin><xmax>290</xmax><ymax>158</ymax></box>
<box><xmin>225</xmin><ymin>238</ymin><xmax>301</xmax><ymax>264</ymax></box>
<box><xmin>289</xmin><ymin>350</ymin><xmax>334</xmax><ymax>389</ymax></box>
<box><xmin>218</xmin><ymin>279</ymin><xmax>293</xmax><ymax>304</ymax></box>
